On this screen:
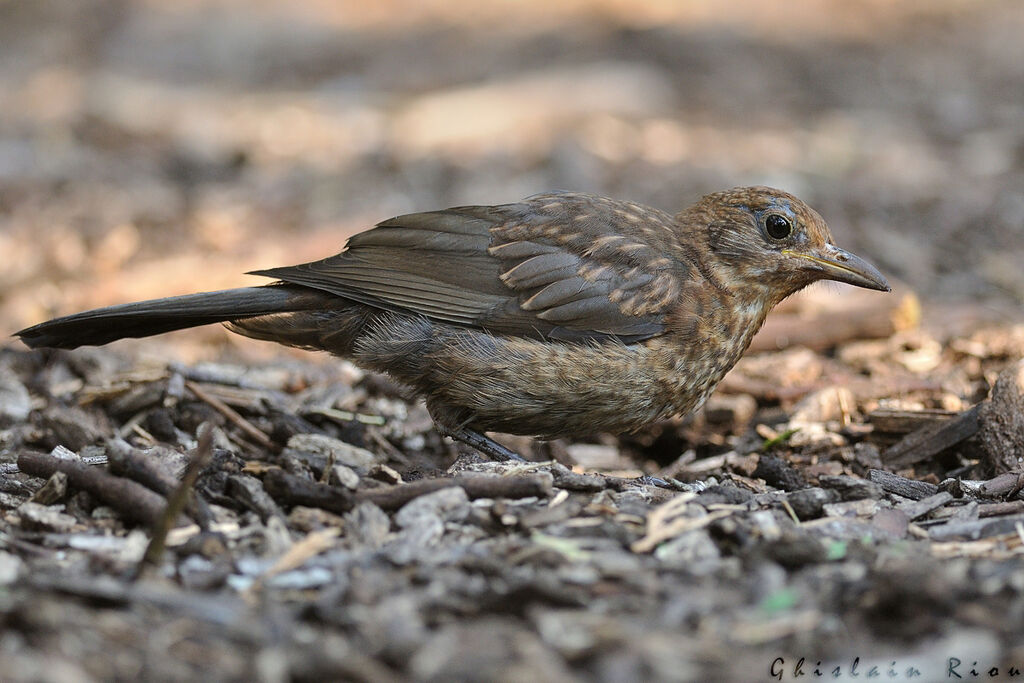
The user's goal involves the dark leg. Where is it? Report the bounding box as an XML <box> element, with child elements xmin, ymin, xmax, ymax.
<box><xmin>438</xmin><ymin>425</ymin><xmax>527</xmax><ymax>462</ymax></box>
<box><xmin>631</xmin><ymin>475</ymin><xmax>673</xmax><ymax>488</ymax></box>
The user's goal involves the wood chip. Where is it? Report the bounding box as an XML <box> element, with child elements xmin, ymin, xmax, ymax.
<box><xmin>897</xmin><ymin>491</ymin><xmax>954</xmax><ymax>520</ymax></box>
<box><xmin>868</xmin><ymin>469</ymin><xmax>938</xmax><ymax>501</ymax></box>
<box><xmin>881</xmin><ymin>404</ymin><xmax>981</xmax><ymax>468</ymax></box>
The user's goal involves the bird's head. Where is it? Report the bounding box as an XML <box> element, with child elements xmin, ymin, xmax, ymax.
<box><xmin>680</xmin><ymin>186</ymin><xmax>889</xmax><ymax>304</ymax></box>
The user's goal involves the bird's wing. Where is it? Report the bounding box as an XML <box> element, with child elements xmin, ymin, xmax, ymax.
<box><xmin>251</xmin><ymin>192</ymin><xmax>687</xmax><ymax>343</ymax></box>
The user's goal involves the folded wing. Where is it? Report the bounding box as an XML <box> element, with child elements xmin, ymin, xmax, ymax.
<box><xmin>252</xmin><ymin>192</ymin><xmax>688</xmax><ymax>344</ymax></box>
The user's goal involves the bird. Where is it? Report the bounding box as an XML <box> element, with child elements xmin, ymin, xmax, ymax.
<box><xmin>16</xmin><ymin>187</ymin><xmax>889</xmax><ymax>461</ymax></box>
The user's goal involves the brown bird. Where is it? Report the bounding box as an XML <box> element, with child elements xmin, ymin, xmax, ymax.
<box><xmin>16</xmin><ymin>188</ymin><xmax>889</xmax><ymax>461</ymax></box>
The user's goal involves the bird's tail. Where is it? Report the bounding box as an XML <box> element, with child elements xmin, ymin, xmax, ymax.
<box><xmin>15</xmin><ymin>285</ymin><xmax>331</xmax><ymax>350</ymax></box>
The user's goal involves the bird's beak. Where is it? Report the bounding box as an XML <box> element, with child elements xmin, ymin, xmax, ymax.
<box><xmin>784</xmin><ymin>244</ymin><xmax>890</xmax><ymax>292</ymax></box>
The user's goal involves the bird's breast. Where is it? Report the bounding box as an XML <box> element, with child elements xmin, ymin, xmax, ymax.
<box><xmin>651</xmin><ymin>292</ymin><xmax>773</xmax><ymax>418</ymax></box>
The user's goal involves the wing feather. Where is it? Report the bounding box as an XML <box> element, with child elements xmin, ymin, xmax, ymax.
<box><xmin>521</xmin><ymin>277</ymin><xmax>594</xmax><ymax>311</ymax></box>
<box><xmin>252</xmin><ymin>194</ymin><xmax>689</xmax><ymax>343</ymax></box>
<box><xmin>500</xmin><ymin>252</ymin><xmax>582</xmax><ymax>289</ymax></box>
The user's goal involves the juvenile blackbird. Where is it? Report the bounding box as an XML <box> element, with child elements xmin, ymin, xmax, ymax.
<box><xmin>17</xmin><ymin>187</ymin><xmax>889</xmax><ymax>460</ymax></box>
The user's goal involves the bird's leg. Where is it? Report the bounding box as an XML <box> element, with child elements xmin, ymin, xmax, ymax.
<box><xmin>629</xmin><ymin>475</ymin><xmax>672</xmax><ymax>488</ymax></box>
<box><xmin>436</xmin><ymin>425</ymin><xmax>527</xmax><ymax>462</ymax></box>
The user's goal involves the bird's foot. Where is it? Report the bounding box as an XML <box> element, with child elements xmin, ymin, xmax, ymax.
<box><xmin>631</xmin><ymin>475</ymin><xmax>673</xmax><ymax>488</ymax></box>
<box><xmin>438</xmin><ymin>426</ymin><xmax>527</xmax><ymax>462</ymax></box>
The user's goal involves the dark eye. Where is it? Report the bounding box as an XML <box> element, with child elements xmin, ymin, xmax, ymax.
<box><xmin>765</xmin><ymin>214</ymin><xmax>792</xmax><ymax>240</ymax></box>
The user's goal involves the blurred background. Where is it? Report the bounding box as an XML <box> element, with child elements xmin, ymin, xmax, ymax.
<box><xmin>2</xmin><ymin>0</ymin><xmax>1023</xmax><ymax>358</ymax></box>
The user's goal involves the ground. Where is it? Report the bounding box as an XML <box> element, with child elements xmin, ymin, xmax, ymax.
<box><xmin>2</xmin><ymin>1</ymin><xmax>1024</xmax><ymax>681</ymax></box>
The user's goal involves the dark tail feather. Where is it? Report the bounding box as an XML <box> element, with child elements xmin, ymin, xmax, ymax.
<box><xmin>15</xmin><ymin>285</ymin><xmax>327</xmax><ymax>350</ymax></box>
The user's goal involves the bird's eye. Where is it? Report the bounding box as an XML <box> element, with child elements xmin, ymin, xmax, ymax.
<box><xmin>765</xmin><ymin>214</ymin><xmax>792</xmax><ymax>240</ymax></box>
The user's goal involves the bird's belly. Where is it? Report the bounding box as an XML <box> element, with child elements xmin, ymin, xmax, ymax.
<box><xmin>412</xmin><ymin>329</ymin><xmax>696</xmax><ymax>438</ymax></box>
<box><xmin>351</xmin><ymin>312</ymin><xmax>757</xmax><ymax>439</ymax></box>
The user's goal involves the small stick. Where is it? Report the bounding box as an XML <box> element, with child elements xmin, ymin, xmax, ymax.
<box><xmin>107</xmin><ymin>439</ymin><xmax>215</xmax><ymax>529</ymax></box>
<box><xmin>106</xmin><ymin>440</ymin><xmax>181</xmax><ymax>495</ymax></box>
<box><xmin>978</xmin><ymin>471</ymin><xmax>1024</xmax><ymax>498</ymax></box>
<box><xmin>868</xmin><ymin>469</ymin><xmax>939</xmax><ymax>501</ymax></box>
<box><xmin>320</xmin><ymin>449</ymin><xmax>336</xmax><ymax>484</ymax></box>
<box><xmin>256</xmin><ymin>527</ymin><xmax>341</xmax><ymax>587</ymax></box>
<box><xmin>979</xmin><ymin>500</ymin><xmax>1024</xmax><ymax>518</ymax></box>
<box><xmin>262</xmin><ymin>470</ymin><xmax>552</xmax><ymax>514</ymax></box>
<box><xmin>263</xmin><ymin>468</ymin><xmax>355</xmax><ymax>515</ymax></box>
<box><xmin>18</xmin><ymin>450</ymin><xmax>166</xmax><ymax>526</ymax></box>
<box><xmin>185</xmin><ymin>380</ymin><xmax>275</xmax><ymax>450</ymax></box>
<box><xmin>365</xmin><ymin>429</ymin><xmax>408</xmax><ymax>464</ymax></box>
<box><xmin>133</xmin><ymin>427</ymin><xmax>214</xmax><ymax>579</ymax></box>
<box><xmin>357</xmin><ymin>473</ymin><xmax>552</xmax><ymax>511</ymax></box>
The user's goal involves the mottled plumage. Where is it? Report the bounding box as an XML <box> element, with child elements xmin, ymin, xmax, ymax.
<box><xmin>16</xmin><ymin>187</ymin><xmax>889</xmax><ymax>460</ymax></box>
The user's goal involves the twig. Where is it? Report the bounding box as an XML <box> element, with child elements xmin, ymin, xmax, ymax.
<box><xmin>548</xmin><ymin>466</ymin><xmax>613</xmax><ymax>492</ymax></box>
<box><xmin>320</xmin><ymin>449</ymin><xmax>336</xmax><ymax>484</ymax></box>
<box><xmin>185</xmin><ymin>380</ymin><xmax>275</xmax><ymax>450</ymax></box>
<box><xmin>261</xmin><ymin>527</ymin><xmax>341</xmax><ymax>581</ymax></box>
<box><xmin>780</xmin><ymin>498</ymin><xmax>801</xmax><ymax>525</ymax></box>
<box><xmin>978</xmin><ymin>471</ymin><xmax>1024</xmax><ymax>499</ymax></box>
<box><xmin>979</xmin><ymin>500</ymin><xmax>1024</xmax><ymax>518</ymax></box>
<box><xmin>133</xmin><ymin>426</ymin><xmax>215</xmax><ymax>579</ymax></box>
<box><xmin>263</xmin><ymin>468</ymin><xmax>355</xmax><ymax>515</ymax></box>
<box><xmin>130</xmin><ymin>423</ymin><xmax>158</xmax><ymax>444</ymax></box>
<box><xmin>107</xmin><ymin>439</ymin><xmax>215</xmax><ymax>529</ymax></box>
<box><xmin>365</xmin><ymin>428</ymin><xmax>407</xmax><ymax>464</ymax></box>
<box><xmin>262</xmin><ymin>470</ymin><xmax>552</xmax><ymax>514</ymax></box>
<box><xmin>868</xmin><ymin>469</ymin><xmax>939</xmax><ymax>501</ymax></box>
<box><xmin>631</xmin><ymin>493</ymin><xmax>733</xmax><ymax>553</ymax></box>
<box><xmin>106</xmin><ymin>439</ymin><xmax>181</xmax><ymax>495</ymax></box>
<box><xmin>358</xmin><ymin>473</ymin><xmax>552</xmax><ymax>511</ymax></box>
<box><xmin>17</xmin><ymin>450</ymin><xmax>166</xmax><ymax>526</ymax></box>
